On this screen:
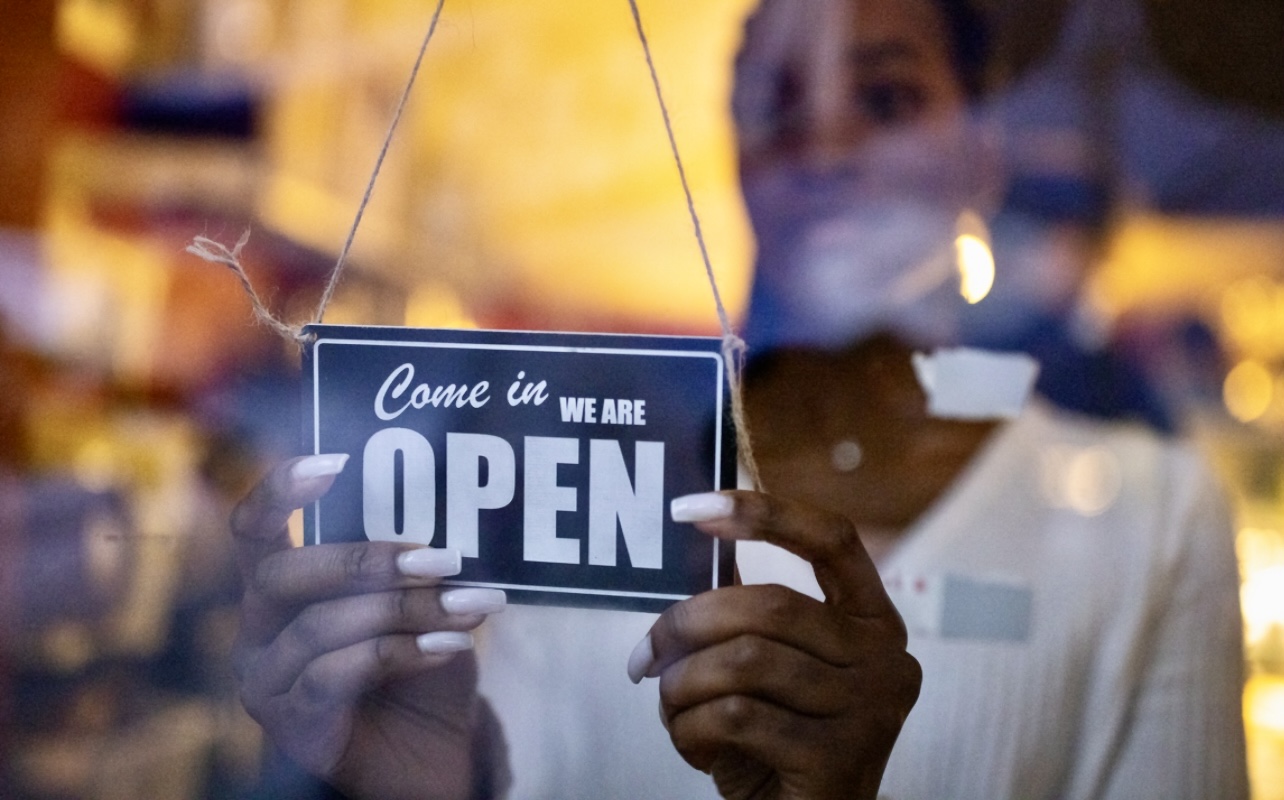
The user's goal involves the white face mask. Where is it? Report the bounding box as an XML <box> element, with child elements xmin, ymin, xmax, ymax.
<box><xmin>787</xmin><ymin>198</ymin><xmax>961</xmax><ymax>346</ymax></box>
<box><xmin>741</xmin><ymin>125</ymin><xmax>997</xmax><ymax>350</ymax></box>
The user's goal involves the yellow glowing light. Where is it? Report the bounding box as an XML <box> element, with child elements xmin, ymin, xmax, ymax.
<box><xmin>57</xmin><ymin>0</ymin><xmax>139</xmax><ymax>76</ymax></box>
<box><xmin>1237</xmin><ymin>526</ymin><xmax>1284</xmax><ymax>574</ymax></box>
<box><xmin>1224</xmin><ymin>360</ymin><xmax>1274</xmax><ymax>422</ymax></box>
<box><xmin>1221</xmin><ymin>278</ymin><xmax>1276</xmax><ymax>353</ymax></box>
<box><xmin>1242</xmin><ymin>563</ymin><xmax>1284</xmax><ymax>648</ymax></box>
<box><xmin>955</xmin><ymin>212</ymin><xmax>995</xmax><ymax>305</ymax></box>
<box><xmin>259</xmin><ymin>0</ymin><xmax>756</xmax><ymax>331</ymax></box>
<box><xmin>1038</xmin><ymin>444</ymin><xmax>1122</xmax><ymax>516</ymax></box>
<box><xmin>212</xmin><ymin>0</ymin><xmax>276</xmax><ymax>65</ymax></box>
<box><xmin>73</xmin><ymin>437</ymin><xmax>118</xmax><ymax>493</ymax></box>
<box><xmin>405</xmin><ymin>284</ymin><xmax>477</xmax><ymax>329</ymax></box>
<box><xmin>956</xmin><ymin>234</ymin><xmax>995</xmax><ymax>304</ymax></box>
<box><xmin>1246</xmin><ymin>675</ymin><xmax>1284</xmax><ymax>734</ymax></box>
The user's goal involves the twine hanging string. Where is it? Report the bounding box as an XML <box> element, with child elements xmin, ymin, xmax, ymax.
<box><xmin>186</xmin><ymin>0</ymin><xmax>449</xmax><ymax>344</ymax></box>
<box><xmin>188</xmin><ymin>229</ymin><xmax>301</xmax><ymax>342</ymax></box>
<box><xmin>187</xmin><ymin>0</ymin><xmax>763</xmax><ymax>490</ymax></box>
<box><xmin>624</xmin><ymin>0</ymin><xmax>762</xmax><ymax>491</ymax></box>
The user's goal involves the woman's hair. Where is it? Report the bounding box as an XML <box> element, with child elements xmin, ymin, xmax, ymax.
<box><xmin>929</xmin><ymin>0</ymin><xmax>991</xmax><ymax>98</ymax></box>
<box><xmin>732</xmin><ymin>0</ymin><xmax>993</xmax><ymax>151</ymax></box>
<box><xmin>736</xmin><ymin>0</ymin><xmax>993</xmax><ymax>95</ymax></box>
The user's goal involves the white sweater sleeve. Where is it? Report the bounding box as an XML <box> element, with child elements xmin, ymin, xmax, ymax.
<box><xmin>1099</xmin><ymin>455</ymin><xmax>1248</xmax><ymax>800</ymax></box>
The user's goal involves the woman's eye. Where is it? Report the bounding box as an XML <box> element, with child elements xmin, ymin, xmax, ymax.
<box><xmin>855</xmin><ymin>82</ymin><xmax>926</xmax><ymax>126</ymax></box>
<box><xmin>765</xmin><ymin>67</ymin><xmax>806</xmax><ymax>139</ymax></box>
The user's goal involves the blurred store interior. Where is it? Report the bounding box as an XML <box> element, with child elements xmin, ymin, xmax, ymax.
<box><xmin>2</xmin><ymin>0</ymin><xmax>1284</xmax><ymax>797</ymax></box>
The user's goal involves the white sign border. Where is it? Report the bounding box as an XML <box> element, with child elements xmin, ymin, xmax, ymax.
<box><xmin>311</xmin><ymin>336</ymin><xmax>728</xmax><ymax>600</ymax></box>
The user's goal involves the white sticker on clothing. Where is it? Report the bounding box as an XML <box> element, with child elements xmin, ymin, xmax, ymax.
<box><xmin>884</xmin><ymin>571</ymin><xmax>1033</xmax><ymax>642</ymax></box>
<box><xmin>883</xmin><ymin>572</ymin><xmax>945</xmax><ymax>637</ymax></box>
<box><xmin>911</xmin><ymin>348</ymin><xmax>1040</xmax><ymax>420</ymax></box>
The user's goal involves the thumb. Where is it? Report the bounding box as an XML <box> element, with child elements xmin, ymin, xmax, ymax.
<box><xmin>229</xmin><ymin>453</ymin><xmax>349</xmax><ymax>578</ymax></box>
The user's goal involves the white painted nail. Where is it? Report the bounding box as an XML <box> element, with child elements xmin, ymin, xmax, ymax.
<box><xmin>670</xmin><ymin>492</ymin><xmax>734</xmax><ymax>523</ymax></box>
<box><xmin>397</xmin><ymin>548</ymin><xmax>463</xmax><ymax>578</ymax></box>
<box><xmin>627</xmin><ymin>633</ymin><xmax>655</xmax><ymax>684</ymax></box>
<box><xmin>417</xmin><ymin>631</ymin><xmax>474</xmax><ymax>654</ymax></box>
<box><xmin>290</xmin><ymin>453</ymin><xmax>350</xmax><ymax>482</ymax></box>
<box><xmin>440</xmin><ymin>588</ymin><xmax>507</xmax><ymax>616</ymax></box>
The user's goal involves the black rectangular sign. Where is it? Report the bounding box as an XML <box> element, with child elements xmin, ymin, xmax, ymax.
<box><xmin>302</xmin><ymin>324</ymin><xmax>736</xmax><ymax>613</ymax></box>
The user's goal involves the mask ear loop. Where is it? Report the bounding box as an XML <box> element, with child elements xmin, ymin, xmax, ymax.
<box><xmin>187</xmin><ymin>0</ymin><xmax>764</xmax><ymax>490</ymax></box>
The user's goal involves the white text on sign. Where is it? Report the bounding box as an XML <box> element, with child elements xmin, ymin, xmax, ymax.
<box><xmin>375</xmin><ymin>364</ymin><xmax>557</xmax><ymax>421</ymax></box>
<box><xmin>558</xmin><ymin>397</ymin><xmax>647</xmax><ymax>425</ymax></box>
<box><xmin>362</xmin><ymin>429</ymin><xmax>665</xmax><ymax>569</ymax></box>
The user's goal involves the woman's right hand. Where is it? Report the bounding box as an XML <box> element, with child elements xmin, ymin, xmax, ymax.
<box><xmin>634</xmin><ymin>491</ymin><xmax>921</xmax><ymax>800</ymax></box>
<box><xmin>230</xmin><ymin>454</ymin><xmax>506</xmax><ymax>800</ymax></box>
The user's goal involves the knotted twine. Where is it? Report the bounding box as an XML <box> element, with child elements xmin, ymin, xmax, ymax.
<box><xmin>187</xmin><ymin>0</ymin><xmax>763</xmax><ymax>492</ymax></box>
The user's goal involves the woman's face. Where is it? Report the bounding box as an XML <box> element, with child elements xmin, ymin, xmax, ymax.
<box><xmin>734</xmin><ymin>0</ymin><xmax>968</xmax><ymax>177</ymax></box>
<box><xmin>734</xmin><ymin>0</ymin><xmax>1001</xmax><ymax>351</ymax></box>
<box><xmin>734</xmin><ymin>0</ymin><xmax>1004</xmax><ymax>531</ymax></box>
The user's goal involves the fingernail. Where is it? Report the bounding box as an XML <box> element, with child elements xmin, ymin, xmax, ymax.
<box><xmin>440</xmin><ymin>588</ymin><xmax>507</xmax><ymax>616</ymax></box>
<box><xmin>670</xmin><ymin>492</ymin><xmax>734</xmax><ymax>523</ymax></box>
<box><xmin>397</xmin><ymin>548</ymin><xmax>463</xmax><ymax>578</ymax></box>
<box><xmin>627</xmin><ymin>633</ymin><xmax>655</xmax><ymax>684</ymax></box>
<box><xmin>417</xmin><ymin>631</ymin><xmax>474</xmax><ymax>654</ymax></box>
<box><xmin>290</xmin><ymin>453</ymin><xmax>350</xmax><ymax>481</ymax></box>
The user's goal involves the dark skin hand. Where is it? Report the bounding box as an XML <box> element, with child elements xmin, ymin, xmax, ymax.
<box><xmin>230</xmin><ymin>337</ymin><xmax>954</xmax><ymax>799</ymax></box>
<box><xmin>230</xmin><ymin>458</ymin><xmax>491</xmax><ymax>800</ymax></box>
<box><xmin>632</xmin><ymin>335</ymin><xmax>991</xmax><ymax>797</ymax></box>
<box><xmin>233</xmin><ymin>458</ymin><xmax>922</xmax><ymax>800</ymax></box>
<box><xmin>639</xmin><ymin>490</ymin><xmax>922</xmax><ymax>800</ymax></box>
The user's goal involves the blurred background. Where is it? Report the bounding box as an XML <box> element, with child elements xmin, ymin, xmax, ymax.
<box><xmin>1</xmin><ymin>0</ymin><xmax>1283</xmax><ymax>797</ymax></box>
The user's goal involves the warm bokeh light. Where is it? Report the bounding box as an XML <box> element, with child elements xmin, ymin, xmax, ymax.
<box><xmin>1238</xmin><ymin>527</ymin><xmax>1284</xmax><ymax>651</ymax></box>
<box><xmin>1220</xmin><ymin>277</ymin><xmax>1284</xmax><ymax>359</ymax></box>
<box><xmin>405</xmin><ymin>283</ymin><xmax>477</xmax><ymax>329</ymax></box>
<box><xmin>1038</xmin><ymin>444</ymin><xmax>1123</xmax><ymax>516</ymax></box>
<box><xmin>57</xmin><ymin>0</ymin><xmax>137</xmax><ymax>75</ymax></box>
<box><xmin>73</xmin><ymin>437</ymin><xmax>119</xmax><ymax>493</ymax></box>
<box><xmin>1096</xmin><ymin>216</ymin><xmax>1284</xmax><ymax>317</ymax></box>
<box><xmin>10</xmin><ymin>2</ymin><xmax>1284</xmax><ymax>796</ymax></box>
<box><xmin>1247</xmin><ymin>676</ymin><xmax>1284</xmax><ymax>735</ymax></box>
<box><xmin>210</xmin><ymin>0</ymin><xmax>276</xmax><ymax>65</ymax></box>
<box><xmin>955</xmin><ymin>210</ymin><xmax>994</xmax><ymax>305</ymax></box>
<box><xmin>1245</xmin><ymin>674</ymin><xmax>1284</xmax><ymax>799</ymax></box>
<box><xmin>956</xmin><ymin>233</ymin><xmax>995</xmax><ymax>304</ymax></box>
<box><xmin>1225</xmin><ymin>359</ymin><xmax>1275</xmax><ymax>422</ymax></box>
<box><xmin>1243</xmin><ymin>564</ymin><xmax>1284</xmax><ymax>648</ymax></box>
<box><xmin>258</xmin><ymin>0</ymin><xmax>757</xmax><ymax>333</ymax></box>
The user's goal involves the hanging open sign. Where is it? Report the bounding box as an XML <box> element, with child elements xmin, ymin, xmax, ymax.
<box><xmin>303</xmin><ymin>324</ymin><xmax>737</xmax><ymax>612</ymax></box>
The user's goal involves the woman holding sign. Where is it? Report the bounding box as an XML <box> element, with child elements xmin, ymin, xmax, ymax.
<box><xmin>228</xmin><ymin>0</ymin><xmax>1246</xmax><ymax>797</ymax></box>
<box><xmin>233</xmin><ymin>462</ymin><xmax>914</xmax><ymax>799</ymax></box>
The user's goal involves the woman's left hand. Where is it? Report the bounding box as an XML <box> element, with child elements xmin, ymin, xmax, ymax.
<box><xmin>629</xmin><ymin>490</ymin><xmax>920</xmax><ymax>800</ymax></box>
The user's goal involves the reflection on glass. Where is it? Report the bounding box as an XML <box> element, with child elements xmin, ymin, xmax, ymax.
<box><xmin>1225</xmin><ymin>360</ymin><xmax>1274</xmax><ymax>423</ymax></box>
<box><xmin>4</xmin><ymin>0</ymin><xmax>1284</xmax><ymax>796</ymax></box>
<box><xmin>955</xmin><ymin>209</ymin><xmax>994</xmax><ymax>305</ymax></box>
<box><xmin>1038</xmin><ymin>443</ymin><xmax>1123</xmax><ymax>517</ymax></box>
